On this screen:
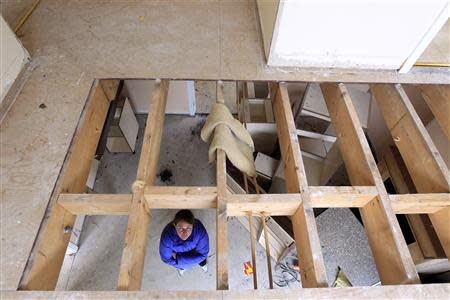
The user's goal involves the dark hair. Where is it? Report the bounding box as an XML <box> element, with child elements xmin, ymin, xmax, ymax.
<box><xmin>173</xmin><ymin>209</ymin><xmax>195</xmax><ymax>226</ymax></box>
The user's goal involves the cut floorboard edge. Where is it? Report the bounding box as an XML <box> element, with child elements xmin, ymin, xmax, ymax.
<box><xmin>2</xmin><ymin>284</ymin><xmax>450</xmax><ymax>299</ymax></box>
<box><xmin>58</xmin><ymin>191</ymin><xmax>450</xmax><ymax>216</ymax></box>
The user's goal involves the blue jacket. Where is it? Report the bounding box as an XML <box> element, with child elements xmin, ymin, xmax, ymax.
<box><xmin>159</xmin><ymin>219</ymin><xmax>209</xmax><ymax>269</ymax></box>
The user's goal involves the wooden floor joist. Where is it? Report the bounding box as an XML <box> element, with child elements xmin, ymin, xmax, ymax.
<box><xmin>216</xmin><ymin>81</ymin><xmax>229</xmax><ymax>290</ymax></box>
<box><xmin>320</xmin><ymin>83</ymin><xmax>419</xmax><ymax>285</ymax></box>
<box><xmin>19</xmin><ymin>80</ymin><xmax>115</xmax><ymax>290</ymax></box>
<box><xmin>371</xmin><ymin>83</ymin><xmax>450</xmax><ymax>259</ymax></box>
<box><xmin>381</xmin><ymin>147</ymin><xmax>445</xmax><ymax>259</ymax></box>
<box><xmin>416</xmin><ymin>84</ymin><xmax>450</xmax><ymax>139</ymax></box>
<box><xmin>117</xmin><ymin>79</ymin><xmax>169</xmax><ymax>291</ymax></box>
<box><xmin>271</xmin><ymin>82</ymin><xmax>328</xmax><ymax>287</ymax></box>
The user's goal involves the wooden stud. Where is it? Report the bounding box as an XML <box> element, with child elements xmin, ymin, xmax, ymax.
<box><xmin>215</xmin><ymin>80</ymin><xmax>229</xmax><ymax>290</ymax></box>
<box><xmin>416</xmin><ymin>84</ymin><xmax>450</xmax><ymax>139</ymax></box>
<box><xmin>216</xmin><ymin>149</ymin><xmax>229</xmax><ymax>290</ymax></box>
<box><xmin>371</xmin><ymin>83</ymin><xmax>450</xmax><ymax>258</ymax></box>
<box><xmin>320</xmin><ymin>83</ymin><xmax>419</xmax><ymax>285</ymax></box>
<box><xmin>117</xmin><ymin>79</ymin><xmax>169</xmax><ymax>291</ymax></box>
<box><xmin>19</xmin><ymin>80</ymin><xmax>110</xmax><ymax>290</ymax></box>
<box><xmin>271</xmin><ymin>82</ymin><xmax>328</xmax><ymax>287</ymax></box>
<box><xmin>247</xmin><ymin>212</ymin><xmax>258</xmax><ymax>289</ymax></box>
<box><xmin>261</xmin><ymin>214</ymin><xmax>273</xmax><ymax>289</ymax></box>
<box><xmin>144</xmin><ymin>186</ymin><xmax>217</xmax><ymax>209</ymax></box>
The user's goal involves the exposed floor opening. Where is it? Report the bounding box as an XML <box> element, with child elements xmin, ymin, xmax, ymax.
<box><xmin>22</xmin><ymin>78</ymin><xmax>448</xmax><ymax>294</ymax></box>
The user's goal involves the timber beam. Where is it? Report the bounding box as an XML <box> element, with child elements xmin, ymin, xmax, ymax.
<box><xmin>58</xmin><ymin>190</ymin><xmax>450</xmax><ymax>216</ymax></box>
<box><xmin>117</xmin><ymin>79</ymin><xmax>169</xmax><ymax>291</ymax></box>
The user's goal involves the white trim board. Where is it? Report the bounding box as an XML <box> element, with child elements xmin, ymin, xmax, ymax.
<box><xmin>399</xmin><ymin>4</ymin><xmax>450</xmax><ymax>73</ymax></box>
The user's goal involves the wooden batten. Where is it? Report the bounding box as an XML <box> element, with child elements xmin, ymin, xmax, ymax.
<box><xmin>320</xmin><ymin>83</ymin><xmax>419</xmax><ymax>284</ymax></box>
<box><xmin>117</xmin><ymin>79</ymin><xmax>169</xmax><ymax>291</ymax></box>
<box><xmin>271</xmin><ymin>82</ymin><xmax>328</xmax><ymax>287</ymax></box>
<box><xmin>371</xmin><ymin>83</ymin><xmax>450</xmax><ymax>259</ymax></box>
<box><xmin>216</xmin><ymin>149</ymin><xmax>229</xmax><ymax>290</ymax></box>
<box><xmin>19</xmin><ymin>80</ymin><xmax>111</xmax><ymax>290</ymax></box>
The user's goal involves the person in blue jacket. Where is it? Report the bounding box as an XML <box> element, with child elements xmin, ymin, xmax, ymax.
<box><xmin>159</xmin><ymin>209</ymin><xmax>209</xmax><ymax>276</ymax></box>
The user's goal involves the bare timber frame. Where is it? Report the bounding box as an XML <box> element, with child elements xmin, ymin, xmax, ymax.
<box><xmin>15</xmin><ymin>79</ymin><xmax>450</xmax><ymax>298</ymax></box>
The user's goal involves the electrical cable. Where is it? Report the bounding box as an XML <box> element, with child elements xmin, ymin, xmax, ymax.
<box><xmin>272</xmin><ymin>255</ymin><xmax>300</xmax><ymax>288</ymax></box>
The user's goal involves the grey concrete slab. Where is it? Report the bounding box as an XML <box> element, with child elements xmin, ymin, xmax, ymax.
<box><xmin>316</xmin><ymin>208</ymin><xmax>380</xmax><ymax>286</ymax></box>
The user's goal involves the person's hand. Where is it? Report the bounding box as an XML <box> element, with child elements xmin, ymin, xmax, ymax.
<box><xmin>172</xmin><ymin>252</ymin><xmax>177</xmax><ymax>259</ymax></box>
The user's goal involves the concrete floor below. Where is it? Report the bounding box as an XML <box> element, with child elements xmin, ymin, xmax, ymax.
<box><xmin>56</xmin><ymin>114</ymin><xmax>379</xmax><ymax>291</ymax></box>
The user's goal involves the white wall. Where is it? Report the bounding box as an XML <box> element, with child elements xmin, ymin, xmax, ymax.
<box><xmin>264</xmin><ymin>0</ymin><xmax>449</xmax><ymax>69</ymax></box>
<box><xmin>1</xmin><ymin>16</ymin><xmax>29</xmax><ymax>104</ymax></box>
<box><xmin>124</xmin><ymin>80</ymin><xmax>195</xmax><ymax>115</ymax></box>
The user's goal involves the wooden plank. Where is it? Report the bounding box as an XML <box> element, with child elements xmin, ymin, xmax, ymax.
<box><xmin>117</xmin><ymin>79</ymin><xmax>169</xmax><ymax>291</ymax></box>
<box><xmin>271</xmin><ymin>82</ymin><xmax>328</xmax><ymax>287</ymax></box>
<box><xmin>261</xmin><ymin>214</ymin><xmax>274</xmax><ymax>289</ymax></box>
<box><xmin>371</xmin><ymin>83</ymin><xmax>450</xmax><ymax>258</ymax></box>
<box><xmin>216</xmin><ymin>149</ymin><xmax>228</xmax><ymax>290</ymax></box>
<box><xmin>296</xmin><ymin>129</ymin><xmax>337</xmax><ymax>143</ymax></box>
<box><xmin>19</xmin><ymin>80</ymin><xmax>110</xmax><ymax>290</ymax></box>
<box><xmin>409</xmin><ymin>242</ymin><xmax>450</xmax><ymax>274</ymax></box>
<box><xmin>320</xmin><ymin>83</ymin><xmax>419</xmax><ymax>284</ymax></box>
<box><xmin>408</xmin><ymin>242</ymin><xmax>424</xmax><ymax>263</ymax></box>
<box><xmin>215</xmin><ymin>82</ymin><xmax>229</xmax><ymax>290</ymax></box>
<box><xmin>58</xmin><ymin>194</ymin><xmax>131</xmax><ymax>215</ymax></box>
<box><xmin>58</xmin><ymin>190</ymin><xmax>449</xmax><ymax>217</ymax></box>
<box><xmin>382</xmin><ymin>147</ymin><xmax>444</xmax><ymax>258</ymax></box>
<box><xmin>390</xmin><ymin>194</ymin><xmax>450</xmax><ymax>214</ymax></box>
<box><xmin>417</xmin><ymin>84</ymin><xmax>450</xmax><ymax>139</ymax></box>
<box><xmin>100</xmin><ymin>79</ymin><xmax>120</xmax><ymax>102</ymax></box>
<box><xmin>247</xmin><ymin>212</ymin><xmax>258</xmax><ymax>289</ymax></box>
<box><xmin>5</xmin><ymin>284</ymin><xmax>450</xmax><ymax>299</ymax></box>
<box><xmin>415</xmin><ymin>257</ymin><xmax>450</xmax><ymax>274</ymax></box>
<box><xmin>145</xmin><ymin>186</ymin><xmax>217</xmax><ymax>209</ymax></box>
<box><xmin>309</xmin><ymin>186</ymin><xmax>377</xmax><ymax>208</ymax></box>
<box><xmin>227</xmin><ymin>194</ymin><xmax>300</xmax><ymax>216</ymax></box>
<box><xmin>377</xmin><ymin>158</ymin><xmax>390</xmax><ymax>181</ymax></box>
